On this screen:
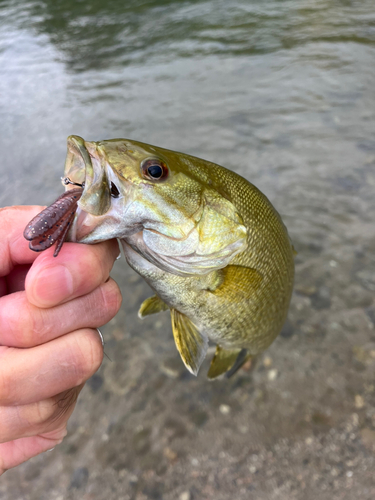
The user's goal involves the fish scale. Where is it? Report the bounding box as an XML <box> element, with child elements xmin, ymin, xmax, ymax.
<box><xmin>26</xmin><ymin>135</ymin><xmax>295</xmax><ymax>379</ymax></box>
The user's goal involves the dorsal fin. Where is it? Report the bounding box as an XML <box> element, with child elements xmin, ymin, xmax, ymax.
<box><xmin>170</xmin><ymin>309</ymin><xmax>208</xmax><ymax>376</ymax></box>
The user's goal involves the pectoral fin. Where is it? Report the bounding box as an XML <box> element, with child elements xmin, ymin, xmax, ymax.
<box><xmin>170</xmin><ymin>309</ymin><xmax>208</xmax><ymax>376</ymax></box>
<box><xmin>213</xmin><ymin>265</ymin><xmax>263</xmax><ymax>300</ymax></box>
<box><xmin>138</xmin><ymin>295</ymin><xmax>168</xmax><ymax>318</ymax></box>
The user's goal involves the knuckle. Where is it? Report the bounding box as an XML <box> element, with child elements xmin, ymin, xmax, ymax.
<box><xmin>18</xmin><ymin>304</ymin><xmax>52</xmax><ymax>347</ymax></box>
<box><xmin>31</xmin><ymin>399</ymin><xmax>57</xmax><ymax>427</ymax></box>
<box><xmin>0</xmin><ymin>364</ymin><xmax>13</xmax><ymax>405</ymax></box>
<box><xmin>81</xmin><ymin>279</ymin><xmax>122</xmax><ymax>327</ymax></box>
<box><xmin>40</xmin><ymin>424</ymin><xmax>68</xmax><ymax>444</ymax></box>
<box><xmin>101</xmin><ymin>280</ymin><xmax>122</xmax><ymax>318</ymax></box>
<box><xmin>19</xmin><ymin>304</ymin><xmax>44</xmax><ymax>347</ymax></box>
<box><xmin>0</xmin><ymin>207</ymin><xmax>12</xmax><ymax>231</ymax></box>
<box><xmin>71</xmin><ymin>330</ymin><xmax>103</xmax><ymax>384</ymax></box>
<box><xmin>87</xmin><ymin>248</ymin><xmax>108</xmax><ymax>284</ymax></box>
<box><xmin>91</xmin><ymin>241</ymin><xmax>118</xmax><ymax>282</ymax></box>
<box><xmin>0</xmin><ymin>296</ymin><xmax>52</xmax><ymax>348</ymax></box>
<box><xmin>74</xmin><ymin>248</ymin><xmax>107</xmax><ymax>294</ymax></box>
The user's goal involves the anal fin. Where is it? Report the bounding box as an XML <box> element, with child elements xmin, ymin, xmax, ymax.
<box><xmin>170</xmin><ymin>309</ymin><xmax>208</xmax><ymax>376</ymax></box>
<box><xmin>225</xmin><ymin>349</ymin><xmax>252</xmax><ymax>378</ymax></box>
<box><xmin>138</xmin><ymin>295</ymin><xmax>168</xmax><ymax>319</ymax></box>
<box><xmin>207</xmin><ymin>345</ymin><xmax>243</xmax><ymax>379</ymax></box>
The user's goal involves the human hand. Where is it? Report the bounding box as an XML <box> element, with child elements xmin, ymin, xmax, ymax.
<box><xmin>0</xmin><ymin>206</ymin><xmax>122</xmax><ymax>474</ymax></box>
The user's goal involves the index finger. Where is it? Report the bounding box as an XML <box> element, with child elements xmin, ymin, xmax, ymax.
<box><xmin>0</xmin><ymin>206</ymin><xmax>46</xmax><ymax>277</ymax></box>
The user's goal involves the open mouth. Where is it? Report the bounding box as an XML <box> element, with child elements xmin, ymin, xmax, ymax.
<box><xmin>69</xmin><ymin>205</ymin><xmax>98</xmax><ymax>243</ymax></box>
<box><xmin>63</xmin><ymin>135</ymin><xmax>89</xmax><ymax>188</ymax></box>
<box><xmin>64</xmin><ymin>135</ymin><xmax>111</xmax><ymax>216</ymax></box>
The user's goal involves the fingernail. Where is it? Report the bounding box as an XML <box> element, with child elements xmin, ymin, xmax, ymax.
<box><xmin>29</xmin><ymin>265</ymin><xmax>74</xmax><ymax>307</ymax></box>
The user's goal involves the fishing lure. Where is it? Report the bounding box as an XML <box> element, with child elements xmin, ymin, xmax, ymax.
<box><xmin>24</xmin><ymin>179</ymin><xmax>83</xmax><ymax>257</ymax></box>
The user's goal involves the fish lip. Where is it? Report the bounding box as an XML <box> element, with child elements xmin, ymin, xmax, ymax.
<box><xmin>67</xmin><ymin>135</ymin><xmax>93</xmax><ymax>169</ymax></box>
<box><xmin>65</xmin><ymin>135</ymin><xmax>94</xmax><ymax>189</ymax></box>
<box><xmin>69</xmin><ymin>206</ymin><xmax>80</xmax><ymax>242</ymax></box>
<box><xmin>65</xmin><ymin>136</ymin><xmax>112</xmax><ymax>216</ymax></box>
<box><xmin>69</xmin><ymin>206</ymin><xmax>95</xmax><ymax>243</ymax></box>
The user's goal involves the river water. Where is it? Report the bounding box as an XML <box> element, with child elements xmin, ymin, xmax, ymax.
<box><xmin>1</xmin><ymin>1</ymin><xmax>375</xmax><ymax>499</ymax></box>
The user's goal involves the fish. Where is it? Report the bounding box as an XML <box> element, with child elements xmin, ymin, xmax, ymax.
<box><xmin>26</xmin><ymin>135</ymin><xmax>295</xmax><ymax>379</ymax></box>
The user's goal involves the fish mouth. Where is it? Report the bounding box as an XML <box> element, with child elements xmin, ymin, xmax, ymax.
<box><xmin>64</xmin><ymin>136</ymin><xmax>90</xmax><ymax>188</ymax></box>
<box><xmin>70</xmin><ymin>205</ymin><xmax>101</xmax><ymax>243</ymax></box>
<box><xmin>64</xmin><ymin>135</ymin><xmax>111</xmax><ymax>216</ymax></box>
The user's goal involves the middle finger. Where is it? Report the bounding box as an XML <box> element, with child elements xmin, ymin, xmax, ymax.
<box><xmin>0</xmin><ymin>385</ymin><xmax>84</xmax><ymax>444</ymax></box>
<box><xmin>0</xmin><ymin>328</ymin><xmax>103</xmax><ymax>406</ymax></box>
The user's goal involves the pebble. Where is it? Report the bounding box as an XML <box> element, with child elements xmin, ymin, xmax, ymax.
<box><xmin>163</xmin><ymin>447</ymin><xmax>178</xmax><ymax>462</ymax></box>
<box><xmin>69</xmin><ymin>467</ymin><xmax>89</xmax><ymax>490</ymax></box>
<box><xmin>310</xmin><ymin>286</ymin><xmax>331</xmax><ymax>310</ymax></box>
<box><xmin>295</xmin><ymin>285</ymin><xmax>317</xmax><ymax>296</ymax></box>
<box><xmin>354</xmin><ymin>395</ymin><xmax>365</xmax><ymax>409</ymax></box>
<box><xmin>160</xmin><ymin>357</ymin><xmax>184</xmax><ymax>378</ymax></box>
<box><xmin>112</xmin><ymin>327</ymin><xmax>125</xmax><ymax>341</ymax></box>
<box><xmin>268</xmin><ymin>369</ymin><xmax>278</xmax><ymax>381</ymax></box>
<box><xmin>353</xmin><ymin>345</ymin><xmax>375</xmax><ymax>364</ymax></box>
<box><xmin>280</xmin><ymin>321</ymin><xmax>294</xmax><ymax>338</ymax></box>
<box><xmin>263</xmin><ymin>356</ymin><xmax>272</xmax><ymax>367</ymax></box>
<box><xmin>219</xmin><ymin>404</ymin><xmax>231</xmax><ymax>415</ymax></box>
<box><xmin>87</xmin><ymin>373</ymin><xmax>104</xmax><ymax>393</ymax></box>
<box><xmin>179</xmin><ymin>492</ymin><xmax>191</xmax><ymax>500</ymax></box>
<box><xmin>360</xmin><ymin>428</ymin><xmax>375</xmax><ymax>449</ymax></box>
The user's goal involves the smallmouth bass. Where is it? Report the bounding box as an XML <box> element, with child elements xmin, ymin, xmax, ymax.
<box><xmin>25</xmin><ymin>136</ymin><xmax>295</xmax><ymax>378</ymax></box>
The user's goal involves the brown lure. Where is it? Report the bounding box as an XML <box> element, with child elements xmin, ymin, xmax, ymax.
<box><xmin>24</xmin><ymin>183</ymin><xmax>83</xmax><ymax>257</ymax></box>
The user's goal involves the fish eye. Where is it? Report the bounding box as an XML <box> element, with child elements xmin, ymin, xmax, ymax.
<box><xmin>141</xmin><ymin>158</ymin><xmax>169</xmax><ymax>181</ymax></box>
<box><xmin>110</xmin><ymin>182</ymin><xmax>120</xmax><ymax>198</ymax></box>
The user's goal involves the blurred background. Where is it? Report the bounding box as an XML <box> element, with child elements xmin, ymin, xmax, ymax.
<box><xmin>1</xmin><ymin>0</ymin><xmax>375</xmax><ymax>498</ymax></box>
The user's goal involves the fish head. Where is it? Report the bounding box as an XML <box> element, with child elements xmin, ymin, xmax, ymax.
<box><xmin>65</xmin><ymin>135</ymin><xmax>247</xmax><ymax>275</ymax></box>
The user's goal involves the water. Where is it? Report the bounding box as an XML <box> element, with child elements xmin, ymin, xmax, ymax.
<box><xmin>1</xmin><ymin>0</ymin><xmax>374</xmax><ymax>262</ymax></box>
<box><xmin>1</xmin><ymin>1</ymin><xmax>375</xmax><ymax>498</ymax></box>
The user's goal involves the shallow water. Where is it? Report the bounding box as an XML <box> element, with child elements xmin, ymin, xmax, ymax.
<box><xmin>1</xmin><ymin>1</ymin><xmax>375</xmax><ymax>499</ymax></box>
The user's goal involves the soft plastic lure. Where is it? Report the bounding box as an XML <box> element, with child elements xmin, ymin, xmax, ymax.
<box><xmin>24</xmin><ymin>181</ymin><xmax>83</xmax><ymax>257</ymax></box>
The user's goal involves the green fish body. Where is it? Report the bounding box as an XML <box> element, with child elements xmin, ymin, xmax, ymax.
<box><xmin>64</xmin><ymin>136</ymin><xmax>295</xmax><ymax>378</ymax></box>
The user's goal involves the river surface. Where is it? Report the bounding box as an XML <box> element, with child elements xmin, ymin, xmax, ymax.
<box><xmin>1</xmin><ymin>1</ymin><xmax>375</xmax><ymax>499</ymax></box>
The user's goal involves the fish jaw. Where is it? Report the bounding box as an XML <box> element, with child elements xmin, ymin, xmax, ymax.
<box><xmin>69</xmin><ymin>206</ymin><xmax>128</xmax><ymax>243</ymax></box>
